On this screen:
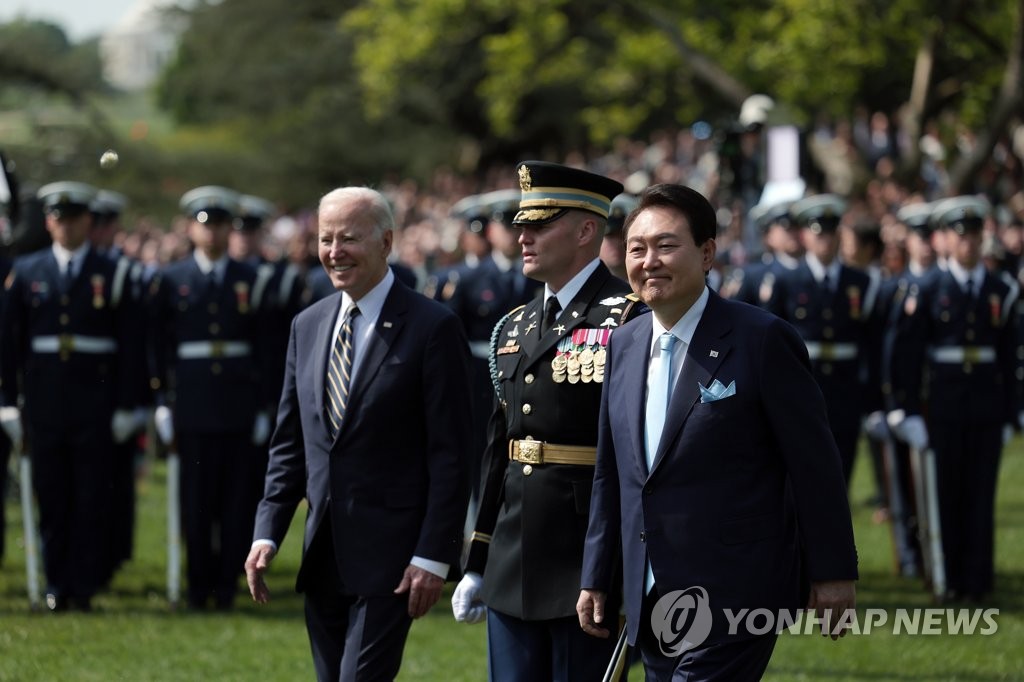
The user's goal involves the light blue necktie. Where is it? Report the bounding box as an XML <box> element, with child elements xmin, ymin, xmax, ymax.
<box><xmin>644</xmin><ymin>333</ymin><xmax>677</xmax><ymax>472</ymax></box>
<box><xmin>644</xmin><ymin>332</ymin><xmax>677</xmax><ymax>594</ymax></box>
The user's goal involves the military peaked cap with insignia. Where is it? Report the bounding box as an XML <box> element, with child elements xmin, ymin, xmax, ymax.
<box><xmin>180</xmin><ymin>185</ymin><xmax>241</xmax><ymax>225</ymax></box>
<box><xmin>451</xmin><ymin>194</ymin><xmax>491</xmax><ymax>234</ymax></box>
<box><xmin>37</xmin><ymin>181</ymin><xmax>98</xmax><ymax>218</ymax></box>
<box><xmin>606</xmin><ymin>193</ymin><xmax>640</xmax><ymax>236</ymax></box>
<box><xmin>91</xmin><ymin>189</ymin><xmax>127</xmax><ymax>218</ymax></box>
<box><xmin>790</xmin><ymin>194</ymin><xmax>846</xmax><ymax>234</ymax></box>
<box><xmin>238</xmin><ymin>194</ymin><xmax>275</xmax><ymax>231</ymax></box>
<box><xmin>513</xmin><ymin>161</ymin><xmax>623</xmax><ymax>226</ymax></box>
<box><xmin>480</xmin><ymin>188</ymin><xmax>522</xmax><ymax>229</ymax></box>
<box><xmin>896</xmin><ymin>201</ymin><xmax>934</xmax><ymax>237</ymax></box>
<box><xmin>930</xmin><ymin>195</ymin><xmax>989</xmax><ymax>235</ymax></box>
<box><xmin>749</xmin><ymin>200</ymin><xmax>794</xmax><ymax>233</ymax></box>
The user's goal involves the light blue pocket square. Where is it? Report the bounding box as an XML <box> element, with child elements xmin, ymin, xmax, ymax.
<box><xmin>699</xmin><ymin>379</ymin><xmax>736</xmax><ymax>403</ymax></box>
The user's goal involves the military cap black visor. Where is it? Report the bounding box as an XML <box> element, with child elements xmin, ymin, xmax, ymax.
<box><xmin>946</xmin><ymin>217</ymin><xmax>984</xmax><ymax>235</ymax></box>
<box><xmin>806</xmin><ymin>216</ymin><xmax>840</xmax><ymax>234</ymax></box>
<box><xmin>195</xmin><ymin>207</ymin><xmax>234</xmax><ymax>225</ymax></box>
<box><xmin>47</xmin><ymin>202</ymin><xmax>91</xmax><ymax>219</ymax></box>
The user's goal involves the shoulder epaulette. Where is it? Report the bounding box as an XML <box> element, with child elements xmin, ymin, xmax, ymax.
<box><xmin>618</xmin><ymin>293</ymin><xmax>648</xmax><ymax>324</ymax></box>
<box><xmin>488</xmin><ymin>305</ymin><xmax>525</xmax><ymax>393</ymax></box>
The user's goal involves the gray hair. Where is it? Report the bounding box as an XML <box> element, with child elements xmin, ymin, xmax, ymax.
<box><xmin>318</xmin><ymin>186</ymin><xmax>395</xmax><ymax>238</ymax></box>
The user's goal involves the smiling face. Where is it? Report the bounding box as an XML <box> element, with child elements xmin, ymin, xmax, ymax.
<box><xmin>318</xmin><ymin>195</ymin><xmax>393</xmax><ymax>299</ymax></box>
<box><xmin>626</xmin><ymin>204</ymin><xmax>716</xmax><ymax>328</ymax></box>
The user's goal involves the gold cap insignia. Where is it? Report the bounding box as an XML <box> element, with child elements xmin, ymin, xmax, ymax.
<box><xmin>518</xmin><ymin>165</ymin><xmax>532</xmax><ymax>192</ymax></box>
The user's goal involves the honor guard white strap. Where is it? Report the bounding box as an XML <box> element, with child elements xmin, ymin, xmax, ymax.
<box><xmin>862</xmin><ymin>267</ymin><xmax>881</xmax><ymax>318</ymax></box>
<box><xmin>1000</xmin><ymin>271</ymin><xmax>1020</xmax><ymax>326</ymax></box>
<box><xmin>251</xmin><ymin>263</ymin><xmax>275</xmax><ymax>311</ymax></box>
<box><xmin>111</xmin><ymin>256</ymin><xmax>132</xmax><ymax>308</ymax></box>
<box><xmin>278</xmin><ymin>263</ymin><xmax>300</xmax><ymax>307</ymax></box>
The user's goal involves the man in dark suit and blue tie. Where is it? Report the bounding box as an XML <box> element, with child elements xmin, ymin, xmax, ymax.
<box><xmin>578</xmin><ymin>184</ymin><xmax>858</xmax><ymax>680</ymax></box>
<box><xmin>245</xmin><ymin>186</ymin><xmax>472</xmax><ymax>681</ymax></box>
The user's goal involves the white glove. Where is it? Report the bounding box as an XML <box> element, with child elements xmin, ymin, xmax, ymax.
<box><xmin>154</xmin><ymin>405</ymin><xmax>175</xmax><ymax>445</ymax></box>
<box><xmin>1004</xmin><ymin>424</ymin><xmax>1015</xmax><ymax>447</ymax></box>
<box><xmin>251</xmin><ymin>411</ymin><xmax>271</xmax><ymax>447</ymax></box>
<box><xmin>0</xmin><ymin>406</ymin><xmax>22</xmax><ymax>445</ymax></box>
<box><xmin>887</xmin><ymin>410</ymin><xmax>929</xmax><ymax>451</ymax></box>
<box><xmin>863</xmin><ymin>411</ymin><xmax>889</xmax><ymax>441</ymax></box>
<box><xmin>111</xmin><ymin>409</ymin><xmax>138</xmax><ymax>444</ymax></box>
<box><xmin>451</xmin><ymin>571</ymin><xmax>486</xmax><ymax>624</ymax></box>
<box><xmin>1018</xmin><ymin>411</ymin><xmax>1024</xmax><ymax>431</ymax></box>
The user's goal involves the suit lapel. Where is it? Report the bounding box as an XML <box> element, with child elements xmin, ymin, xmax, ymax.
<box><xmin>625</xmin><ymin>321</ymin><xmax>652</xmax><ymax>477</ymax></box>
<box><xmin>650</xmin><ymin>292</ymin><xmax>733</xmax><ymax>476</ymax></box>
<box><xmin>315</xmin><ymin>293</ymin><xmax>343</xmax><ymax>438</ymax></box>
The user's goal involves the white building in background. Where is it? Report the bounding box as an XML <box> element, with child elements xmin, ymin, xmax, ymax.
<box><xmin>100</xmin><ymin>0</ymin><xmax>191</xmax><ymax>91</ymax></box>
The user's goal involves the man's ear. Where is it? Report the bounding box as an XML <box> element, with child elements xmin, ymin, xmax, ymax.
<box><xmin>578</xmin><ymin>216</ymin><xmax>599</xmax><ymax>247</ymax></box>
<box><xmin>702</xmin><ymin>238</ymin><xmax>718</xmax><ymax>272</ymax></box>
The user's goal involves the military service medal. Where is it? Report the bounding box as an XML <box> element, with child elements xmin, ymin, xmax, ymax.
<box><xmin>847</xmin><ymin>286</ymin><xmax>861</xmax><ymax>319</ymax></box>
<box><xmin>235</xmin><ymin>281</ymin><xmax>250</xmax><ymax>313</ymax></box>
<box><xmin>91</xmin><ymin>274</ymin><xmax>106</xmax><ymax>309</ymax></box>
<box><xmin>990</xmin><ymin>294</ymin><xmax>1001</xmax><ymax>326</ymax></box>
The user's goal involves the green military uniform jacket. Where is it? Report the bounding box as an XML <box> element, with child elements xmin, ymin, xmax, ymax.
<box><xmin>465</xmin><ymin>262</ymin><xmax>643</xmax><ymax>620</ymax></box>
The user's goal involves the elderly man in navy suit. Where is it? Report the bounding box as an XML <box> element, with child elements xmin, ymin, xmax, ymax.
<box><xmin>245</xmin><ymin>186</ymin><xmax>472</xmax><ymax>681</ymax></box>
<box><xmin>578</xmin><ymin>184</ymin><xmax>858</xmax><ymax>681</ymax></box>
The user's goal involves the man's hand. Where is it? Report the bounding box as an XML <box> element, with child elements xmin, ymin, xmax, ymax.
<box><xmin>577</xmin><ymin>589</ymin><xmax>611</xmax><ymax>639</ymax></box>
<box><xmin>394</xmin><ymin>564</ymin><xmax>443</xmax><ymax>619</ymax></box>
<box><xmin>451</xmin><ymin>572</ymin><xmax>486</xmax><ymax>624</ymax></box>
<box><xmin>807</xmin><ymin>580</ymin><xmax>856</xmax><ymax>640</ymax></box>
<box><xmin>154</xmin><ymin>406</ymin><xmax>174</xmax><ymax>445</ymax></box>
<box><xmin>251</xmin><ymin>411</ymin><xmax>271</xmax><ymax>447</ymax></box>
<box><xmin>0</xmin><ymin>406</ymin><xmax>22</xmax><ymax>445</ymax></box>
<box><xmin>245</xmin><ymin>543</ymin><xmax>276</xmax><ymax>604</ymax></box>
<box><xmin>111</xmin><ymin>409</ymin><xmax>137</xmax><ymax>444</ymax></box>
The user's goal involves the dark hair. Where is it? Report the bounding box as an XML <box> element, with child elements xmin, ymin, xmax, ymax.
<box><xmin>624</xmin><ymin>183</ymin><xmax>718</xmax><ymax>245</ymax></box>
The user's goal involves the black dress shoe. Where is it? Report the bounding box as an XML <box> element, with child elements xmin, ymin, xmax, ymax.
<box><xmin>72</xmin><ymin>597</ymin><xmax>93</xmax><ymax>612</ymax></box>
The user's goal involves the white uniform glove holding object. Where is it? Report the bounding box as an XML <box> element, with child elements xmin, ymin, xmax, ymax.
<box><xmin>154</xmin><ymin>405</ymin><xmax>175</xmax><ymax>445</ymax></box>
<box><xmin>887</xmin><ymin>410</ymin><xmax>929</xmax><ymax>451</ymax></box>
<box><xmin>251</xmin><ymin>411</ymin><xmax>271</xmax><ymax>447</ymax></box>
<box><xmin>0</xmin><ymin>406</ymin><xmax>22</xmax><ymax>445</ymax></box>
<box><xmin>1004</xmin><ymin>424</ymin><xmax>1014</xmax><ymax>447</ymax></box>
<box><xmin>451</xmin><ymin>571</ymin><xmax>486</xmax><ymax>624</ymax></box>
<box><xmin>111</xmin><ymin>409</ymin><xmax>138</xmax><ymax>444</ymax></box>
<box><xmin>863</xmin><ymin>411</ymin><xmax>889</xmax><ymax>441</ymax></box>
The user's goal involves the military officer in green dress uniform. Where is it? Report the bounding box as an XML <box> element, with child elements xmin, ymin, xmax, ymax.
<box><xmin>452</xmin><ymin>161</ymin><xmax>645</xmax><ymax>681</ymax></box>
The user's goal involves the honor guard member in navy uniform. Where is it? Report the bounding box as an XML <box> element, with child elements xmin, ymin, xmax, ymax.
<box><xmin>870</xmin><ymin>201</ymin><xmax>936</xmax><ymax>578</ymax></box>
<box><xmin>89</xmin><ymin>189</ymin><xmax>150</xmax><ymax>585</ymax></box>
<box><xmin>600</xmin><ymin>193</ymin><xmax>639</xmax><ymax>281</ymax></box>
<box><xmin>0</xmin><ymin>182</ymin><xmax>143</xmax><ymax>611</ymax></box>
<box><xmin>887</xmin><ymin>196</ymin><xmax>1019</xmax><ymax>602</ymax></box>
<box><xmin>149</xmin><ymin>186</ymin><xmax>275</xmax><ymax>610</ymax></box>
<box><xmin>452</xmin><ymin>161</ymin><xmax>644</xmax><ymax>681</ymax></box>
<box><xmin>721</xmin><ymin>199</ymin><xmax>801</xmax><ymax>307</ymax></box>
<box><xmin>767</xmin><ymin>194</ymin><xmax>880</xmax><ymax>484</ymax></box>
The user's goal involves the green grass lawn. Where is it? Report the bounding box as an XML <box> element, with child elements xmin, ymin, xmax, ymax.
<box><xmin>1</xmin><ymin>439</ymin><xmax>1022</xmax><ymax>681</ymax></box>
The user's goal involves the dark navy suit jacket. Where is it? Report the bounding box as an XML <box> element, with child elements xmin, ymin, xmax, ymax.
<box><xmin>582</xmin><ymin>290</ymin><xmax>857</xmax><ymax>646</ymax></box>
<box><xmin>253</xmin><ymin>279</ymin><xmax>472</xmax><ymax>596</ymax></box>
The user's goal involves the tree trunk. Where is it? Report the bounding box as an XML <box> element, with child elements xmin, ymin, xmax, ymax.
<box><xmin>947</xmin><ymin>0</ymin><xmax>1024</xmax><ymax>194</ymax></box>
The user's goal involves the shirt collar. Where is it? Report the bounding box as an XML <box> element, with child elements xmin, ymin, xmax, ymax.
<box><xmin>193</xmin><ymin>250</ymin><xmax>228</xmax><ymax>280</ymax></box>
<box><xmin>52</xmin><ymin>242</ymin><xmax>89</xmax><ymax>274</ymax></box>
<box><xmin>341</xmin><ymin>266</ymin><xmax>395</xmax><ymax>325</ymax></box>
<box><xmin>947</xmin><ymin>259</ymin><xmax>985</xmax><ymax>290</ymax></box>
<box><xmin>650</xmin><ymin>285</ymin><xmax>710</xmax><ymax>354</ymax></box>
<box><xmin>805</xmin><ymin>252</ymin><xmax>841</xmax><ymax>283</ymax></box>
<box><xmin>544</xmin><ymin>258</ymin><xmax>602</xmax><ymax>312</ymax></box>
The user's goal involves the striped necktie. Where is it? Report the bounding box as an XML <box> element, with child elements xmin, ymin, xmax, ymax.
<box><xmin>326</xmin><ymin>305</ymin><xmax>360</xmax><ymax>439</ymax></box>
